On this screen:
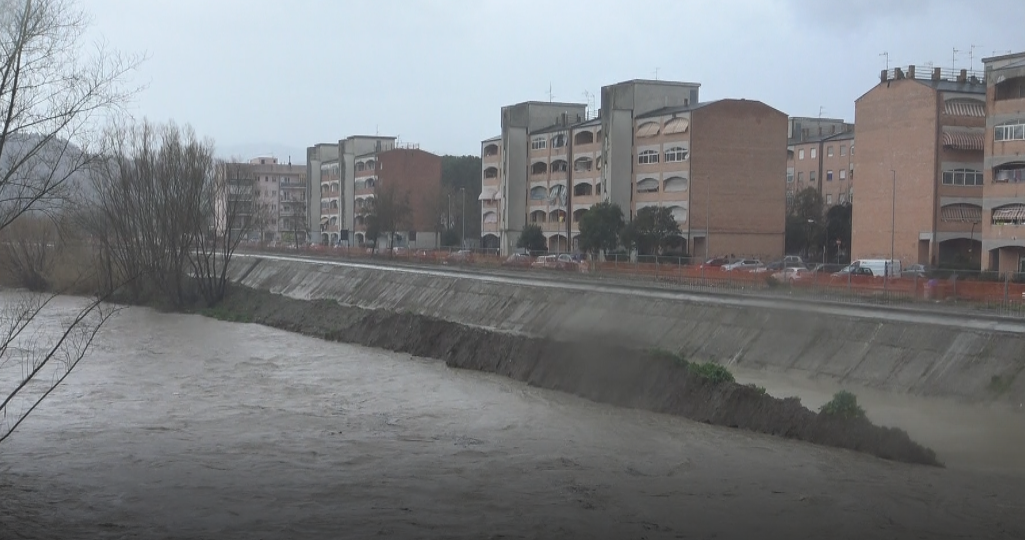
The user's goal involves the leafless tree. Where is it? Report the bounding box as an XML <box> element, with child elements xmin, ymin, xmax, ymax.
<box><xmin>0</xmin><ymin>0</ymin><xmax>140</xmax><ymax>444</ymax></box>
<box><xmin>366</xmin><ymin>180</ymin><xmax>411</xmax><ymax>254</ymax></box>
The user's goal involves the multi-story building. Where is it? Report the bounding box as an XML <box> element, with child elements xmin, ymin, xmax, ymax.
<box><xmin>308</xmin><ymin>137</ymin><xmax>442</xmax><ymax>248</ymax></box>
<box><xmin>216</xmin><ymin>156</ymin><xmax>307</xmax><ymax>243</ymax></box>
<box><xmin>851</xmin><ymin>65</ymin><xmax>987</xmax><ymax>267</ymax></box>
<box><xmin>786</xmin><ymin>117</ymin><xmax>855</xmax><ymax>208</ymax></box>
<box><xmin>481</xmin><ymin>79</ymin><xmax>787</xmax><ymax>260</ymax></box>
<box><xmin>352</xmin><ymin>146</ymin><xmax>442</xmax><ymax>249</ymax></box>
<box><xmin>982</xmin><ymin>51</ymin><xmax>1025</xmax><ymax>272</ymax></box>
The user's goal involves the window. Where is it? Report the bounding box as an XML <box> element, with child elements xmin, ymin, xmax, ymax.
<box><xmin>797</xmin><ymin>172</ymin><xmax>803</xmax><ymax>182</ymax></box>
<box><xmin>799</xmin><ymin>149</ymin><xmax>805</xmax><ymax>160</ymax></box>
<box><xmin>839</xmin><ymin>169</ymin><xmax>847</xmax><ymax>180</ymax></box>
<box><xmin>995</xmin><ymin>120</ymin><xmax>1025</xmax><ymax>141</ymax></box>
<box><xmin>574</xmin><ymin>131</ymin><xmax>594</xmax><ymax>145</ymax></box>
<box><xmin>665</xmin><ymin>146</ymin><xmax>689</xmax><ymax>162</ymax></box>
<box><xmin>941</xmin><ymin>168</ymin><xmax>984</xmax><ymax>186</ymax></box>
<box><xmin>992</xmin><ymin>204</ymin><xmax>1025</xmax><ymax>225</ymax></box>
<box><xmin>573</xmin><ymin>183</ymin><xmax>593</xmax><ymax>197</ymax></box>
<box><xmin>994</xmin><ymin>164</ymin><xmax>1025</xmax><ymax>183</ymax></box>
<box><xmin>663</xmin><ymin>176</ymin><xmax>688</xmax><ymax>192</ymax></box>
<box><xmin>484</xmin><ymin>167</ymin><xmax>498</xmax><ymax>179</ymax></box>
<box><xmin>811</xmin><ymin>148</ymin><xmax>817</xmax><ymax>159</ymax></box>
<box><xmin>636</xmin><ymin>122</ymin><xmax>660</xmax><ymax>138</ymax></box>
<box><xmin>826</xmin><ymin>194</ymin><xmax>833</xmax><ymax>204</ymax></box>
<box><xmin>531</xmin><ymin>137</ymin><xmax>547</xmax><ymax>150</ymax></box>
<box><xmin>574</xmin><ymin>157</ymin><xmax>593</xmax><ymax>172</ymax></box>
<box><xmin>531</xmin><ymin>161</ymin><xmax>548</xmax><ymax>175</ymax></box>
<box><xmin>530</xmin><ymin>186</ymin><xmax>548</xmax><ymax>200</ymax></box>
<box><xmin>840</xmin><ymin>145</ymin><xmax>847</xmax><ymax>156</ymax></box>
<box><xmin>636</xmin><ymin>178</ymin><xmax>659</xmax><ymax>193</ymax></box>
<box><xmin>809</xmin><ymin>171</ymin><xmax>816</xmax><ymax>183</ymax></box>
<box><xmin>530</xmin><ymin>210</ymin><xmax>546</xmax><ymax>223</ymax></box>
<box><xmin>551</xmin><ymin>134</ymin><xmax>567</xmax><ymax>148</ymax></box>
<box><xmin>637</xmin><ymin>150</ymin><xmax>659</xmax><ymax>164</ymax></box>
<box><xmin>551</xmin><ymin>160</ymin><xmax>568</xmax><ymax>173</ymax></box>
<box><xmin>663</xmin><ymin>117</ymin><xmax>689</xmax><ymax>134</ymax></box>
<box><xmin>827</xmin><ymin>146</ymin><xmax>834</xmax><ymax>157</ymax></box>
<box><xmin>850</xmin><ymin>145</ymin><xmax>855</xmax><ymax>156</ymax></box>
<box><xmin>483</xmin><ymin>144</ymin><xmax>499</xmax><ymax>157</ymax></box>
<box><xmin>827</xmin><ymin>170</ymin><xmax>833</xmax><ymax>181</ymax></box>
<box><xmin>787</xmin><ymin>171</ymin><xmax>794</xmax><ymax>183</ymax></box>
<box><xmin>356</xmin><ymin>162</ymin><xmax>365</xmax><ymax>172</ymax></box>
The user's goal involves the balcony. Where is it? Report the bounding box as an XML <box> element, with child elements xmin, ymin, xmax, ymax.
<box><xmin>482</xmin><ymin>222</ymin><xmax>500</xmax><ymax>233</ymax></box>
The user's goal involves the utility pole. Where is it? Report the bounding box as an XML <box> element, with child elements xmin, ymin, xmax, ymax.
<box><xmin>890</xmin><ymin>169</ymin><xmax>896</xmax><ymax>285</ymax></box>
<box><xmin>705</xmin><ymin>176</ymin><xmax>710</xmax><ymax>260</ymax></box>
<box><xmin>460</xmin><ymin>187</ymin><xmax>466</xmax><ymax>248</ymax></box>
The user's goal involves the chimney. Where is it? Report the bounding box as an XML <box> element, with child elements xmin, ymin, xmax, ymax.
<box><xmin>908</xmin><ymin>65</ymin><xmax>916</xmax><ymax>79</ymax></box>
<box><xmin>958</xmin><ymin>69</ymin><xmax>968</xmax><ymax>82</ymax></box>
<box><xmin>932</xmin><ymin>67</ymin><xmax>942</xmax><ymax>81</ymax></box>
<box><xmin>895</xmin><ymin>67</ymin><xmax>905</xmax><ymax>79</ymax></box>
<box><xmin>561</xmin><ymin>112</ymin><xmax>568</xmax><ymax>126</ymax></box>
<box><xmin>880</xmin><ymin>69</ymin><xmax>888</xmax><ymax>83</ymax></box>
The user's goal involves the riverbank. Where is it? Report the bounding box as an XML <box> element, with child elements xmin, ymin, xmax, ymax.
<box><xmin>208</xmin><ymin>285</ymin><xmax>939</xmax><ymax>465</ymax></box>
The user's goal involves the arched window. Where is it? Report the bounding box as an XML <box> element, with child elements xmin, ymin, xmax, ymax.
<box><xmin>636</xmin><ymin>178</ymin><xmax>659</xmax><ymax>193</ymax></box>
<box><xmin>530</xmin><ymin>186</ymin><xmax>548</xmax><ymax>200</ymax></box>
<box><xmin>574</xmin><ymin>157</ymin><xmax>593</xmax><ymax>172</ymax></box>
<box><xmin>638</xmin><ymin>150</ymin><xmax>659</xmax><ymax>164</ymax></box>
<box><xmin>365</xmin><ymin>178</ymin><xmax>376</xmax><ymax>188</ymax></box>
<box><xmin>531</xmin><ymin>161</ymin><xmax>548</xmax><ymax>175</ymax></box>
<box><xmin>574</xmin><ymin>131</ymin><xmax>594</xmax><ymax>145</ymax></box>
<box><xmin>483</xmin><ymin>144</ymin><xmax>499</xmax><ymax>156</ymax></box>
<box><xmin>668</xmin><ymin>205</ymin><xmax>688</xmax><ymax>223</ymax></box>
<box><xmin>663</xmin><ymin>176</ymin><xmax>689</xmax><ymax>192</ymax></box>
<box><xmin>549</xmin><ymin>210</ymin><xmax>566</xmax><ymax>223</ymax></box>
<box><xmin>365</xmin><ymin>159</ymin><xmax>376</xmax><ymax>170</ymax></box>
<box><xmin>992</xmin><ymin>204</ymin><xmax>1025</xmax><ymax>225</ymax></box>
<box><xmin>355</xmin><ymin>162</ymin><xmax>365</xmax><ymax>172</ymax></box>
<box><xmin>663</xmin><ymin>117</ymin><xmax>690</xmax><ymax>134</ymax></box>
<box><xmin>530</xmin><ymin>210</ymin><xmax>547</xmax><ymax>223</ymax></box>
<box><xmin>551</xmin><ymin>160</ymin><xmax>568</xmax><ymax>173</ymax></box>
<box><xmin>636</xmin><ymin>122</ymin><xmax>660</xmax><ymax>138</ymax></box>
<box><xmin>665</xmin><ymin>146</ymin><xmax>689</xmax><ymax>162</ymax></box>
<box><xmin>573</xmin><ymin>182</ymin><xmax>593</xmax><ymax>197</ymax></box>
<box><xmin>484</xmin><ymin>166</ymin><xmax>499</xmax><ymax>179</ymax></box>
<box><xmin>573</xmin><ymin>208</ymin><xmax>588</xmax><ymax>222</ymax></box>
<box><xmin>482</xmin><ymin>211</ymin><xmax>498</xmax><ymax>224</ymax></box>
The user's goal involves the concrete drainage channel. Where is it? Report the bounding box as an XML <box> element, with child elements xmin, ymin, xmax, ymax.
<box><xmin>229</xmin><ymin>253</ymin><xmax>1025</xmax><ymax>405</ymax></box>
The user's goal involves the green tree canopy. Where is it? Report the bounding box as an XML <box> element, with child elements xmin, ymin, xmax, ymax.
<box><xmin>578</xmin><ymin>202</ymin><xmax>625</xmax><ymax>256</ymax></box>
<box><xmin>517</xmin><ymin>224</ymin><xmax>547</xmax><ymax>252</ymax></box>
<box><xmin>825</xmin><ymin>202</ymin><xmax>852</xmax><ymax>264</ymax></box>
<box><xmin>441</xmin><ymin>155</ymin><xmax>482</xmax><ymax>240</ymax></box>
<box><xmin>785</xmin><ymin>187</ymin><xmax>825</xmax><ymax>256</ymax></box>
<box><xmin>629</xmin><ymin>206</ymin><xmax>681</xmax><ymax>255</ymax></box>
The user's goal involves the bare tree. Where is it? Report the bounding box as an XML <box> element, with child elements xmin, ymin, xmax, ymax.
<box><xmin>0</xmin><ymin>0</ymin><xmax>140</xmax><ymax>444</ymax></box>
<box><xmin>366</xmin><ymin>180</ymin><xmax>411</xmax><ymax>254</ymax></box>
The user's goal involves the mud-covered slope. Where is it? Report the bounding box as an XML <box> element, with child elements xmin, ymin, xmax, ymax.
<box><xmin>211</xmin><ymin>286</ymin><xmax>941</xmax><ymax>466</ymax></box>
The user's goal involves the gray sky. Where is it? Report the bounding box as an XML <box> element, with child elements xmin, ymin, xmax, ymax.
<box><xmin>80</xmin><ymin>0</ymin><xmax>1025</xmax><ymax>160</ymax></box>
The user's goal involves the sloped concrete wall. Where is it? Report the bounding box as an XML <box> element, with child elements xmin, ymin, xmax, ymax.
<box><xmin>228</xmin><ymin>255</ymin><xmax>1025</xmax><ymax>403</ymax></box>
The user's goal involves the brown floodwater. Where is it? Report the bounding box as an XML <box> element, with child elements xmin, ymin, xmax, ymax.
<box><xmin>0</xmin><ymin>295</ymin><xmax>1022</xmax><ymax>539</ymax></box>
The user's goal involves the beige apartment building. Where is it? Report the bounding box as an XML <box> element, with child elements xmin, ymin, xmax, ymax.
<box><xmin>786</xmin><ymin>117</ymin><xmax>855</xmax><ymax>208</ymax></box>
<box><xmin>481</xmin><ymin>79</ymin><xmax>787</xmax><ymax>260</ymax></box>
<box><xmin>216</xmin><ymin>156</ymin><xmax>308</xmax><ymax>243</ymax></box>
<box><xmin>982</xmin><ymin>51</ymin><xmax>1025</xmax><ymax>272</ymax></box>
<box><xmin>851</xmin><ymin>65</ymin><xmax>987</xmax><ymax>267</ymax></box>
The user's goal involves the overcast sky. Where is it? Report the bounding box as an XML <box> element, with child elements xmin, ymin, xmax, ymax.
<box><xmin>79</xmin><ymin>0</ymin><xmax>1025</xmax><ymax>161</ymax></box>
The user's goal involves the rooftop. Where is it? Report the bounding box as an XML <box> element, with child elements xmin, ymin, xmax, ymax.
<box><xmin>879</xmin><ymin>66</ymin><xmax>986</xmax><ymax>93</ymax></box>
<box><xmin>605</xmin><ymin>78</ymin><xmax>701</xmax><ymax>88</ymax></box>
<box><xmin>635</xmin><ymin>100</ymin><xmax>721</xmax><ymax>119</ymax></box>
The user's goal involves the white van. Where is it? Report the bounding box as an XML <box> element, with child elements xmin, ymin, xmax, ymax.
<box><xmin>846</xmin><ymin>259</ymin><xmax>901</xmax><ymax>277</ymax></box>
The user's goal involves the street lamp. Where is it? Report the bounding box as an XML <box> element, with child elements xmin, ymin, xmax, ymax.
<box><xmin>460</xmin><ymin>187</ymin><xmax>466</xmax><ymax>248</ymax></box>
<box><xmin>889</xmin><ymin>169</ymin><xmax>896</xmax><ymax>284</ymax></box>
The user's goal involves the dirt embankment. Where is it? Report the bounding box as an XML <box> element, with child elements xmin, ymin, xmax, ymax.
<box><xmin>211</xmin><ymin>286</ymin><xmax>941</xmax><ymax>466</ymax></box>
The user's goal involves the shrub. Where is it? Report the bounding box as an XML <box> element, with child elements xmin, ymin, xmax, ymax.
<box><xmin>688</xmin><ymin>362</ymin><xmax>735</xmax><ymax>384</ymax></box>
<box><xmin>648</xmin><ymin>348</ymin><xmax>688</xmax><ymax>367</ymax></box>
<box><xmin>819</xmin><ymin>390</ymin><xmax>867</xmax><ymax>420</ymax></box>
<box><xmin>764</xmin><ymin>275</ymin><xmax>781</xmax><ymax>288</ymax></box>
<box><xmin>747</xmin><ymin>383</ymin><xmax>767</xmax><ymax>395</ymax></box>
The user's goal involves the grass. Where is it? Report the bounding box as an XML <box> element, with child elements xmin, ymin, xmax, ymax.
<box><xmin>747</xmin><ymin>383</ymin><xmax>767</xmax><ymax>395</ymax></box>
<box><xmin>688</xmin><ymin>361</ymin><xmax>736</xmax><ymax>384</ymax></box>
<box><xmin>198</xmin><ymin>305</ymin><xmax>252</xmax><ymax>323</ymax></box>
<box><xmin>819</xmin><ymin>390</ymin><xmax>867</xmax><ymax>420</ymax></box>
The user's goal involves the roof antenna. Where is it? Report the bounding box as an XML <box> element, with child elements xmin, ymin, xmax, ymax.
<box><xmin>654</xmin><ymin>67</ymin><xmax>660</xmax><ymax>80</ymax></box>
<box><xmin>547</xmin><ymin>83</ymin><xmax>554</xmax><ymax>103</ymax></box>
<box><xmin>952</xmin><ymin>47</ymin><xmax>959</xmax><ymax>72</ymax></box>
<box><xmin>818</xmin><ymin>106</ymin><xmax>824</xmax><ymax>119</ymax></box>
<box><xmin>880</xmin><ymin>51</ymin><xmax>889</xmax><ymax>71</ymax></box>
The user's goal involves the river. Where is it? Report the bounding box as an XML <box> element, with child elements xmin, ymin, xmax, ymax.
<box><xmin>0</xmin><ymin>295</ymin><xmax>1023</xmax><ymax>539</ymax></box>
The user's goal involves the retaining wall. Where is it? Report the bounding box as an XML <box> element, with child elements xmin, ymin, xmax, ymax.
<box><xmin>228</xmin><ymin>255</ymin><xmax>1025</xmax><ymax>403</ymax></box>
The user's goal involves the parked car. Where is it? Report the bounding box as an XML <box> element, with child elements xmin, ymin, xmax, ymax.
<box><xmin>771</xmin><ymin>267</ymin><xmax>808</xmax><ymax>283</ymax></box>
<box><xmin>443</xmin><ymin>249</ymin><xmax>474</xmax><ymax>265</ymax></box>
<box><xmin>531</xmin><ymin>254</ymin><xmax>578</xmax><ymax>271</ymax></box>
<box><xmin>832</xmin><ymin>266</ymin><xmax>874</xmax><ymax>277</ymax></box>
<box><xmin>721</xmin><ymin>258</ymin><xmax>764</xmax><ymax>272</ymax></box>
<box><xmin>903</xmin><ymin>264</ymin><xmax>929</xmax><ymax>278</ymax></box>
<box><xmin>700</xmin><ymin>257</ymin><xmax>732</xmax><ymax>270</ymax></box>
<box><xmin>502</xmin><ymin>253</ymin><xmax>534</xmax><ymax>268</ymax></box>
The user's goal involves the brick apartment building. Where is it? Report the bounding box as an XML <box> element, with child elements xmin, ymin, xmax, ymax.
<box><xmin>481</xmin><ymin>79</ymin><xmax>787</xmax><ymax>260</ymax></box>
<box><xmin>786</xmin><ymin>117</ymin><xmax>855</xmax><ymax>209</ymax></box>
<box><xmin>306</xmin><ymin>137</ymin><xmax>441</xmax><ymax>248</ymax></box>
<box><xmin>982</xmin><ymin>51</ymin><xmax>1025</xmax><ymax>272</ymax></box>
<box><xmin>216</xmin><ymin>156</ymin><xmax>307</xmax><ymax>243</ymax></box>
<box><xmin>851</xmin><ymin>65</ymin><xmax>987</xmax><ymax>267</ymax></box>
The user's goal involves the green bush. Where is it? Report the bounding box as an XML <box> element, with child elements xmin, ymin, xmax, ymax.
<box><xmin>747</xmin><ymin>383</ymin><xmax>767</xmax><ymax>395</ymax></box>
<box><xmin>688</xmin><ymin>362</ymin><xmax>735</xmax><ymax>384</ymax></box>
<box><xmin>819</xmin><ymin>390</ymin><xmax>867</xmax><ymax>420</ymax></box>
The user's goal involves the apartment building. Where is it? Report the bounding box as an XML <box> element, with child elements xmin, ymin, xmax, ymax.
<box><xmin>481</xmin><ymin>79</ymin><xmax>787</xmax><ymax>260</ymax></box>
<box><xmin>216</xmin><ymin>156</ymin><xmax>308</xmax><ymax>243</ymax></box>
<box><xmin>851</xmin><ymin>65</ymin><xmax>987</xmax><ymax>267</ymax></box>
<box><xmin>981</xmin><ymin>52</ymin><xmax>1025</xmax><ymax>272</ymax></box>
<box><xmin>308</xmin><ymin>136</ymin><xmax>396</xmax><ymax>246</ymax></box>
<box><xmin>351</xmin><ymin>146</ymin><xmax>442</xmax><ymax>249</ymax></box>
<box><xmin>786</xmin><ymin>117</ymin><xmax>855</xmax><ymax>208</ymax></box>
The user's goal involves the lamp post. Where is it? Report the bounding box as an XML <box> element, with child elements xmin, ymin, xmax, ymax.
<box><xmin>460</xmin><ymin>187</ymin><xmax>466</xmax><ymax>248</ymax></box>
<box><xmin>889</xmin><ymin>169</ymin><xmax>896</xmax><ymax>287</ymax></box>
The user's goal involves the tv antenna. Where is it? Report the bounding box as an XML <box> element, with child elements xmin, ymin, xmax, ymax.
<box><xmin>547</xmin><ymin>83</ymin><xmax>555</xmax><ymax>103</ymax></box>
<box><xmin>968</xmin><ymin>44</ymin><xmax>977</xmax><ymax>69</ymax></box>
<box><xmin>880</xmin><ymin>51</ymin><xmax>889</xmax><ymax>71</ymax></box>
<box><xmin>952</xmin><ymin>47</ymin><xmax>959</xmax><ymax>71</ymax></box>
<box><xmin>818</xmin><ymin>106</ymin><xmax>825</xmax><ymax>119</ymax></box>
<box><xmin>654</xmin><ymin>67</ymin><xmax>660</xmax><ymax>80</ymax></box>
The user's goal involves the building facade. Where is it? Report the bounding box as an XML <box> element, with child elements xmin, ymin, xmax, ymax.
<box><xmin>216</xmin><ymin>156</ymin><xmax>308</xmax><ymax>243</ymax></box>
<box><xmin>786</xmin><ymin>117</ymin><xmax>855</xmax><ymax>209</ymax></box>
<box><xmin>352</xmin><ymin>146</ymin><xmax>442</xmax><ymax>249</ymax></box>
<box><xmin>481</xmin><ymin>79</ymin><xmax>787</xmax><ymax>261</ymax></box>
<box><xmin>851</xmin><ymin>65</ymin><xmax>986</xmax><ymax>267</ymax></box>
<box><xmin>308</xmin><ymin>136</ymin><xmax>396</xmax><ymax>246</ymax></box>
<box><xmin>982</xmin><ymin>51</ymin><xmax>1025</xmax><ymax>272</ymax></box>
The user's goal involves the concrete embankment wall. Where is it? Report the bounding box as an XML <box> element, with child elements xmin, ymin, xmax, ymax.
<box><xmin>228</xmin><ymin>255</ymin><xmax>1025</xmax><ymax>403</ymax></box>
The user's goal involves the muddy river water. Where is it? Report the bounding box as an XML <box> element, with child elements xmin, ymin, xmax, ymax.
<box><xmin>0</xmin><ymin>297</ymin><xmax>1023</xmax><ymax>539</ymax></box>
